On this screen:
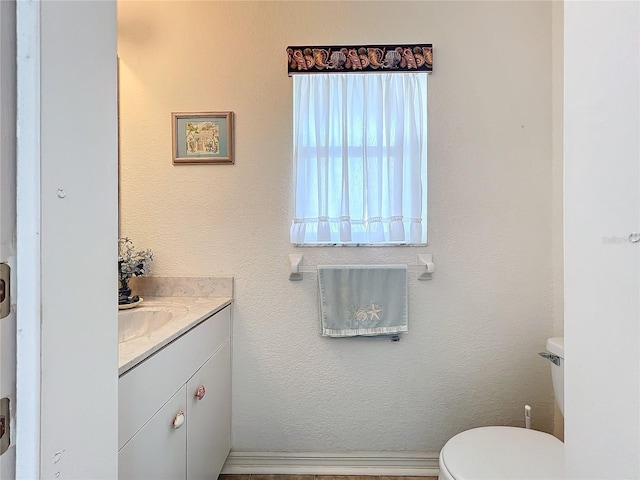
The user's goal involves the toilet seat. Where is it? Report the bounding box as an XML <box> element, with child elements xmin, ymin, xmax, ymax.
<box><xmin>439</xmin><ymin>426</ymin><xmax>564</xmax><ymax>480</ymax></box>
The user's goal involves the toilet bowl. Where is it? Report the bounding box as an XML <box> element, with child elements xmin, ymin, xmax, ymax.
<box><xmin>438</xmin><ymin>337</ymin><xmax>565</xmax><ymax>480</ymax></box>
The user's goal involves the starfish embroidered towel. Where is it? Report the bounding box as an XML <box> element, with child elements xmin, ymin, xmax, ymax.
<box><xmin>317</xmin><ymin>265</ymin><xmax>408</xmax><ymax>337</ymax></box>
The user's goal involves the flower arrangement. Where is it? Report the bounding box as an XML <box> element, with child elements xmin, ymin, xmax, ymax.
<box><xmin>118</xmin><ymin>237</ymin><xmax>153</xmax><ymax>304</ymax></box>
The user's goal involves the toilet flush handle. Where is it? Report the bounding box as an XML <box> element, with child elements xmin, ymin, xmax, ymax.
<box><xmin>538</xmin><ymin>352</ymin><xmax>560</xmax><ymax>366</ymax></box>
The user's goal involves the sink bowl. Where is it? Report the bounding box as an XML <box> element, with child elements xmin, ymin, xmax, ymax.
<box><xmin>118</xmin><ymin>303</ymin><xmax>189</xmax><ymax>343</ymax></box>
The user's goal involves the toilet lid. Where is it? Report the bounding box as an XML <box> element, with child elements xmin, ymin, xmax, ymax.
<box><xmin>440</xmin><ymin>426</ymin><xmax>564</xmax><ymax>480</ymax></box>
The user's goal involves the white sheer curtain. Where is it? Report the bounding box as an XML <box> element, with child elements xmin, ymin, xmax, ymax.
<box><xmin>291</xmin><ymin>73</ymin><xmax>427</xmax><ymax>245</ymax></box>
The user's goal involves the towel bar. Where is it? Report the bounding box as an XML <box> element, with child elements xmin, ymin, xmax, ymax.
<box><xmin>288</xmin><ymin>253</ymin><xmax>434</xmax><ymax>281</ymax></box>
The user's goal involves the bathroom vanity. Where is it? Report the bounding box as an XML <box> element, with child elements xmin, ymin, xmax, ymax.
<box><xmin>118</xmin><ymin>296</ymin><xmax>232</xmax><ymax>480</ymax></box>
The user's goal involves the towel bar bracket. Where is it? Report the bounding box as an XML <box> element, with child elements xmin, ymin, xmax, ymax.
<box><xmin>417</xmin><ymin>254</ymin><xmax>434</xmax><ymax>280</ymax></box>
<box><xmin>289</xmin><ymin>254</ymin><xmax>304</xmax><ymax>281</ymax></box>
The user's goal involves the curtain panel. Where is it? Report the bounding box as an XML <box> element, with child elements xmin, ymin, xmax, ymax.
<box><xmin>291</xmin><ymin>73</ymin><xmax>428</xmax><ymax>245</ymax></box>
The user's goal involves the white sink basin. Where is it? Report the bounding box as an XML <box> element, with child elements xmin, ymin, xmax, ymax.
<box><xmin>118</xmin><ymin>303</ymin><xmax>189</xmax><ymax>343</ymax></box>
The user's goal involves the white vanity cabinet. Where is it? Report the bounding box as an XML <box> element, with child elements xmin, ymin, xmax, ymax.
<box><xmin>118</xmin><ymin>305</ymin><xmax>231</xmax><ymax>480</ymax></box>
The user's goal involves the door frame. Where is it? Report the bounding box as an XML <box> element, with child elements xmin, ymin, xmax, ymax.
<box><xmin>15</xmin><ymin>0</ymin><xmax>41</xmax><ymax>477</ymax></box>
<box><xmin>16</xmin><ymin>2</ymin><xmax>119</xmax><ymax>478</ymax></box>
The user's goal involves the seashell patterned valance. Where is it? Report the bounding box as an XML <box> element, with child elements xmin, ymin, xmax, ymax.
<box><xmin>286</xmin><ymin>44</ymin><xmax>433</xmax><ymax>75</ymax></box>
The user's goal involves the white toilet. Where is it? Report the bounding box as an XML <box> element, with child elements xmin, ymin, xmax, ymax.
<box><xmin>438</xmin><ymin>337</ymin><xmax>565</xmax><ymax>480</ymax></box>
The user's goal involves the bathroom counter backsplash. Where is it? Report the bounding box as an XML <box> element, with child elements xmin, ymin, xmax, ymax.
<box><xmin>129</xmin><ymin>275</ymin><xmax>233</xmax><ymax>298</ymax></box>
<box><xmin>118</xmin><ymin>295</ymin><xmax>232</xmax><ymax>375</ymax></box>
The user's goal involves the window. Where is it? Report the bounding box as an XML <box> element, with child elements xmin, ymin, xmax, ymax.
<box><xmin>290</xmin><ymin>73</ymin><xmax>427</xmax><ymax>245</ymax></box>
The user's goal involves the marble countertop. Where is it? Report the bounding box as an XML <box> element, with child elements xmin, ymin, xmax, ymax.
<box><xmin>118</xmin><ymin>296</ymin><xmax>232</xmax><ymax>375</ymax></box>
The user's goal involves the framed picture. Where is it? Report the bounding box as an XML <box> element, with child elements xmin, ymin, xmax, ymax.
<box><xmin>172</xmin><ymin>111</ymin><xmax>234</xmax><ymax>164</ymax></box>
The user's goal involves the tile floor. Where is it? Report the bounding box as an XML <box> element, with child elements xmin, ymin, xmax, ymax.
<box><xmin>220</xmin><ymin>475</ymin><xmax>438</xmax><ymax>480</ymax></box>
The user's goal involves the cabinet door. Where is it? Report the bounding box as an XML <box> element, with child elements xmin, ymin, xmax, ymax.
<box><xmin>186</xmin><ymin>340</ymin><xmax>231</xmax><ymax>480</ymax></box>
<box><xmin>119</xmin><ymin>386</ymin><xmax>187</xmax><ymax>480</ymax></box>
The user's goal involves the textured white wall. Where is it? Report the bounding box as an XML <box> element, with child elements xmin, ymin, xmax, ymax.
<box><xmin>118</xmin><ymin>1</ymin><xmax>558</xmax><ymax>453</ymax></box>
<box><xmin>564</xmin><ymin>1</ymin><xmax>640</xmax><ymax>478</ymax></box>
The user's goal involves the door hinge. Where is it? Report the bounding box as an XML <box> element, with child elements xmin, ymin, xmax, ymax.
<box><xmin>0</xmin><ymin>397</ymin><xmax>9</xmax><ymax>455</ymax></box>
<box><xmin>0</xmin><ymin>263</ymin><xmax>9</xmax><ymax>319</ymax></box>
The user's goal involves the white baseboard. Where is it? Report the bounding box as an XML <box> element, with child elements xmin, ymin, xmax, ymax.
<box><xmin>221</xmin><ymin>451</ymin><xmax>440</xmax><ymax>477</ymax></box>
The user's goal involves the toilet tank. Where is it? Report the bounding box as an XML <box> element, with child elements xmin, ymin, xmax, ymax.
<box><xmin>546</xmin><ymin>337</ymin><xmax>564</xmax><ymax>416</ymax></box>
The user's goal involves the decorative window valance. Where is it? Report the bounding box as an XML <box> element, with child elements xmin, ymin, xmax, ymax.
<box><xmin>286</xmin><ymin>44</ymin><xmax>433</xmax><ymax>75</ymax></box>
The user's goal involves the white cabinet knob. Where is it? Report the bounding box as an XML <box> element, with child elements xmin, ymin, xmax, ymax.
<box><xmin>172</xmin><ymin>411</ymin><xmax>185</xmax><ymax>429</ymax></box>
<box><xmin>195</xmin><ymin>385</ymin><xmax>206</xmax><ymax>400</ymax></box>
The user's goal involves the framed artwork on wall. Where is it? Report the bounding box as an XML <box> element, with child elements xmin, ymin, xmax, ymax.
<box><xmin>172</xmin><ymin>111</ymin><xmax>234</xmax><ymax>164</ymax></box>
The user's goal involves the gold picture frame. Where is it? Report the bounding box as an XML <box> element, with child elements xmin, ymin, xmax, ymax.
<box><xmin>172</xmin><ymin>111</ymin><xmax>234</xmax><ymax>164</ymax></box>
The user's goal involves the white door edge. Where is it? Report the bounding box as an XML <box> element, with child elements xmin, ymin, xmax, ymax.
<box><xmin>0</xmin><ymin>0</ymin><xmax>17</xmax><ymax>477</ymax></box>
<box><xmin>15</xmin><ymin>1</ymin><xmax>41</xmax><ymax>478</ymax></box>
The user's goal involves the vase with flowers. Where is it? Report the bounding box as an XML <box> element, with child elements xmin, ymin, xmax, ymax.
<box><xmin>118</xmin><ymin>237</ymin><xmax>153</xmax><ymax>306</ymax></box>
